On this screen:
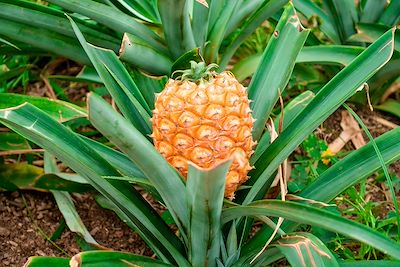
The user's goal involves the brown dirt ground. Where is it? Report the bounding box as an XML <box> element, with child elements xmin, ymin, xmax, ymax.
<box><xmin>0</xmin><ymin>191</ymin><xmax>153</xmax><ymax>266</ymax></box>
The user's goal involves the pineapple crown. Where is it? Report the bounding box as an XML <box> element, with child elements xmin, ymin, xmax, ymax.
<box><xmin>173</xmin><ymin>61</ymin><xmax>219</xmax><ymax>83</ymax></box>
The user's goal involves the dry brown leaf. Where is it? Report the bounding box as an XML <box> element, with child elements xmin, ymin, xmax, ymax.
<box><xmin>327</xmin><ymin>110</ymin><xmax>366</xmax><ymax>155</ymax></box>
<box><xmin>196</xmin><ymin>0</ymin><xmax>209</xmax><ymax>8</ymax></box>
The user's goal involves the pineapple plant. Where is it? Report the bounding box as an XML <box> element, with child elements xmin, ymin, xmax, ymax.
<box><xmin>0</xmin><ymin>1</ymin><xmax>400</xmax><ymax>267</ymax></box>
<box><xmin>152</xmin><ymin>61</ymin><xmax>254</xmax><ymax>199</ymax></box>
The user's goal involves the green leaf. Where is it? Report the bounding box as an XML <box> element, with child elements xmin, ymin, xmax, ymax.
<box><xmin>245</xmin><ymin>28</ymin><xmax>395</xmax><ymax>205</ymax></box>
<box><xmin>348</xmin><ymin>24</ymin><xmax>400</xmax><ymax>52</ymax></box>
<box><xmin>24</xmin><ymin>257</ymin><xmax>70</xmax><ymax>267</ymax></box>
<box><xmin>191</xmin><ymin>0</ymin><xmax>210</xmax><ymax>49</ymax></box>
<box><xmin>158</xmin><ymin>0</ymin><xmax>195</xmax><ymax>59</ymax></box>
<box><xmin>0</xmin><ymin>18</ymin><xmax>90</xmax><ymax>65</ymax></box>
<box><xmin>0</xmin><ymin>103</ymin><xmax>187</xmax><ymax>265</ymax></box>
<box><xmin>81</xmin><ymin>136</ymin><xmax>146</xmax><ymax>179</ymax></box>
<box><xmin>233</xmin><ymin>46</ymin><xmax>363</xmax><ymax>81</ymax></box>
<box><xmin>273</xmin><ymin>232</ymin><xmax>339</xmax><ymax>267</ymax></box>
<box><xmin>186</xmin><ymin>159</ymin><xmax>232</xmax><ymax>267</ymax></box>
<box><xmin>251</xmin><ymin>91</ymin><xmax>315</xmax><ymax>164</ymax></box>
<box><xmin>219</xmin><ymin>0</ymin><xmax>288</xmax><ymax>69</ymax></box>
<box><xmin>120</xmin><ymin>33</ymin><xmax>173</xmax><ymax>76</ymax></box>
<box><xmin>88</xmin><ymin>93</ymin><xmax>189</xmax><ymax>239</ymax></box>
<box><xmin>0</xmin><ymin>1</ymin><xmax>120</xmax><ymax>52</ymax></box>
<box><xmin>222</xmin><ymin>200</ymin><xmax>400</xmax><ymax>259</ymax></box>
<box><xmin>375</xmin><ymin>99</ymin><xmax>400</xmax><ymax>118</ymax></box>
<box><xmin>249</xmin><ymin>3</ymin><xmax>310</xmax><ymax>141</ymax></box>
<box><xmin>71</xmin><ymin>251</ymin><xmax>174</xmax><ymax>267</ymax></box>
<box><xmin>339</xmin><ymin>260</ymin><xmax>400</xmax><ymax>267</ymax></box>
<box><xmin>170</xmin><ymin>48</ymin><xmax>203</xmax><ymax>78</ymax></box>
<box><xmin>44</xmin><ymin>152</ymin><xmax>98</xmax><ymax>245</ymax></box>
<box><xmin>379</xmin><ymin>0</ymin><xmax>400</xmax><ymax>26</ymax></box>
<box><xmin>106</xmin><ymin>0</ymin><xmax>160</xmax><ymax>23</ymax></box>
<box><xmin>0</xmin><ymin>132</ymin><xmax>31</xmax><ymax>150</ymax></box>
<box><xmin>0</xmin><ymin>93</ymin><xmax>86</xmax><ymax>122</ymax></box>
<box><xmin>360</xmin><ymin>0</ymin><xmax>387</xmax><ymax>23</ymax></box>
<box><xmin>245</xmin><ymin>127</ymin><xmax>400</xmax><ymax>257</ymax></box>
<box><xmin>68</xmin><ymin>16</ymin><xmax>152</xmax><ymax>135</ymax></box>
<box><xmin>323</xmin><ymin>0</ymin><xmax>357</xmax><ymax>43</ymax></box>
<box><xmin>293</xmin><ymin>0</ymin><xmax>340</xmax><ymax>43</ymax></box>
<box><xmin>0</xmin><ymin>163</ymin><xmax>92</xmax><ymax>192</ymax></box>
<box><xmin>204</xmin><ymin>0</ymin><xmax>240</xmax><ymax>63</ymax></box>
<box><xmin>47</xmin><ymin>0</ymin><xmax>166</xmax><ymax>53</ymax></box>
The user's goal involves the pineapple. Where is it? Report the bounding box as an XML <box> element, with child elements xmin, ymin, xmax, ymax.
<box><xmin>152</xmin><ymin>61</ymin><xmax>255</xmax><ymax>199</ymax></box>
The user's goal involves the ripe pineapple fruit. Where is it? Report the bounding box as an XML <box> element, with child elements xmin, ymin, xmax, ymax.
<box><xmin>152</xmin><ymin>61</ymin><xmax>255</xmax><ymax>199</ymax></box>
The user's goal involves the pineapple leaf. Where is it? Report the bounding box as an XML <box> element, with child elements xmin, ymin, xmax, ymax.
<box><xmin>24</xmin><ymin>257</ymin><xmax>70</xmax><ymax>267</ymax></box>
<box><xmin>158</xmin><ymin>0</ymin><xmax>196</xmax><ymax>59</ymax></box>
<box><xmin>0</xmin><ymin>103</ymin><xmax>187</xmax><ymax>264</ymax></box>
<box><xmin>120</xmin><ymin>33</ymin><xmax>173</xmax><ymax>76</ymax></box>
<box><xmin>88</xmin><ymin>93</ymin><xmax>190</xmax><ymax>246</ymax></box>
<box><xmin>245</xmin><ymin>28</ymin><xmax>395</xmax><ymax>205</ymax></box>
<box><xmin>272</xmin><ymin>233</ymin><xmax>339</xmax><ymax>267</ymax></box>
<box><xmin>186</xmin><ymin>159</ymin><xmax>232</xmax><ymax>267</ymax></box>
<box><xmin>222</xmin><ymin>201</ymin><xmax>400</xmax><ymax>261</ymax></box>
<box><xmin>244</xmin><ymin>127</ymin><xmax>400</xmax><ymax>258</ymax></box>
<box><xmin>249</xmin><ymin>2</ymin><xmax>310</xmax><ymax>141</ymax></box>
<box><xmin>170</xmin><ymin>48</ymin><xmax>203</xmax><ymax>78</ymax></box>
<box><xmin>68</xmin><ymin>15</ymin><xmax>152</xmax><ymax>135</ymax></box>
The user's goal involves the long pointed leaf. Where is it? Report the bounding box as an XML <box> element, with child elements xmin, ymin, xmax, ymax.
<box><xmin>0</xmin><ymin>104</ymin><xmax>187</xmax><ymax>265</ymax></box>
<box><xmin>249</xmin><ymin>3</ymin><xmax>309</xmax><ymax>141</ymax></box>
<box><xmin>187</xmin><ymin>160</ymin><xmax>232</xmax><ymax>267</ymax></box>
<box><xmin>222</xmin><ymin>200</ymin><xmax>400</xmax><ymax>259</ymax></box>
<box><xmin>245</xmin><ymin>28</ymin><xmax>395</xmax><ymax>205</ymax></box>
<box><xmin>88</xmin><ymin>93</ymin><xmax>189</xmax><ymax>236</ymax></box>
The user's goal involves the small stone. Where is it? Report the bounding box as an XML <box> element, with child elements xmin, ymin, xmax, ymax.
<box><xmin>0</xmin><ymin>227</ymin><xmax>10</xmax><ymax>237</ymax></box>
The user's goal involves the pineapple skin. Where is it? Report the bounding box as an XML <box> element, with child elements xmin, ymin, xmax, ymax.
<box><xmin>152</xmin><ymin>72</ymin><xmax>254</xmax><ymax>199</ymax></box>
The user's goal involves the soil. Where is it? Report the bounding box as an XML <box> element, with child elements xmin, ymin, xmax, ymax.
<box><xmin>0</xmin><ymin>191</ymin><xmax>152</xmax><ymax>267</ymax></box>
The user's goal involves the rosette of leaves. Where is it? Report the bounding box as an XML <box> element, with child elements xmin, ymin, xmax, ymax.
<box><xmin>0</xmin><ymin>2</ymin><xmax>400</xmax><ymax>267</ymax></box>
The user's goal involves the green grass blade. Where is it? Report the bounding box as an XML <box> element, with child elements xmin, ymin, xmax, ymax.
<box><xmin>219</xmin><ymin>0</ymin><xmax>287</xmax><ymax>69</ymax></box>
<box><xmin>88</xmin><ymin>93</ymin><xmax>189</xmax><ymax>237</ymax></box>
<box><xmin>379</xmin><ymin>0</ymin><xmax>400</xmax><ymax>26</ymax></box>
<box><xmin>0</xmin><ymin>104</ymin><xmax>187</xmax><ymax>265</ymax></box>
<box><xmin>245</xmin><ymin>28</ymin><xmax>395</xmax><ymax>205</ymax></box>
<box><xmin>343</xmin><ymin>104</ymin><xmax>400</xmax><ymax>237</ymax></box>
<box><xmin>0</xmin><ymin>132</ymin><xmax>30</xmax><ymax>150</ymax></box>
<box><xmin>222</xmin><ymin>200</ymin><xmax>400</xmax><ymax>259</ymax></box>
<box><xmin>273</xmin><ymin>232</ymin><xmax>339</xmax><ymax>267</ymax></box>
<box><xmin>24</xmin><ymin>257</ymin><xmax>70</xmax><ymax>267</ymax></box>
<box><xmin>293</xmin><ymin>0</ymin><xmax>340</xmax><ymax>43</ymax></box>
<box><xmin>187</xmin><ymin>160</ymin><xmax>232</xmax><ymax>267</ymax></box>
<box><xmin>0</xmin><ymin>93</ymin><xmax>86</xmax><ymax>122</ymax></box>
<box><xmin>249</xmin><ymin>3</ymin><xmax>309</xmax><ymax>141</ymax></box>
<box><xmin>120</xmin><ymin>33</ymin><xmax>173</xmax><ymax>76</ymax></box>
<box><xmin>71</xmin><ymin>251</ymin><xmax>174</xmax><ymax>267</ymax></box>
<box><xmin>158</xmin><ymin>0</ymin><xmax>195</xmax><ymax>59</ymax></box>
